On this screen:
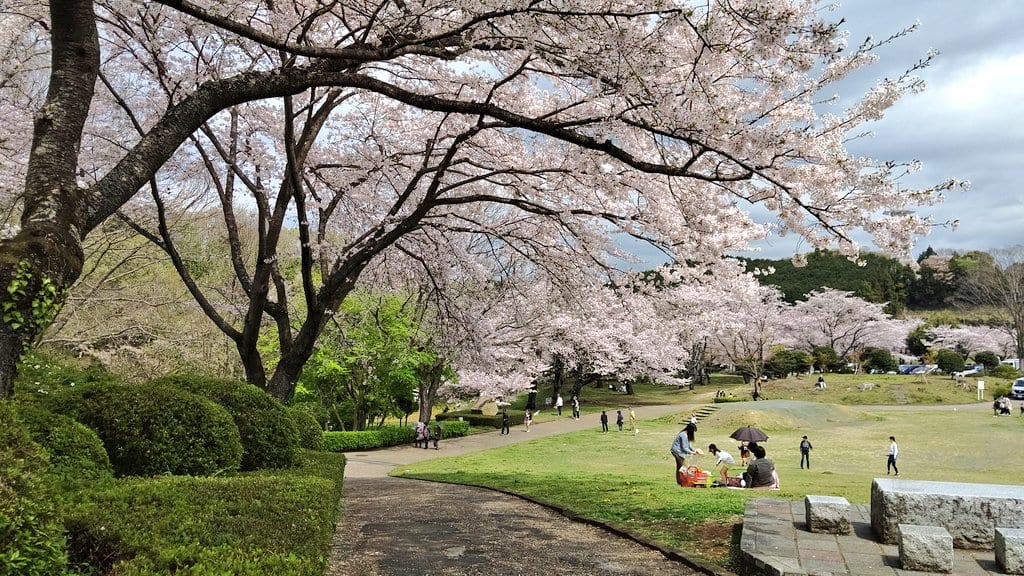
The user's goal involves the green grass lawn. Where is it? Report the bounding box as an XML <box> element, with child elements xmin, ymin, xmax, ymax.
<box><xmin>396</xmin><ymin>397</ymin><xmax>1024</xmax><ymax>569</ymax></box>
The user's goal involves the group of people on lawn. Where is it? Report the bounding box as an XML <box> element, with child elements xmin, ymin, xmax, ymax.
<box><xmin>670</xmin><ymin>419</ymin><xmax>779</xmax><ymax>489</ymax></box>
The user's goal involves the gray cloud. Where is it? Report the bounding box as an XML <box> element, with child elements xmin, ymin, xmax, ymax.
<box><xmin>747</xmin><ymin>1</ymin><xmax>1024</xmax><ymax>259</ymax></box>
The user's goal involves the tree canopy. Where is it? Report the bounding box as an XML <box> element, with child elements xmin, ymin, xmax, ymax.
<box><xmin>0</xmin><ymin>1</ymin><xmax>964</xmax><ymax>398</ymax></box>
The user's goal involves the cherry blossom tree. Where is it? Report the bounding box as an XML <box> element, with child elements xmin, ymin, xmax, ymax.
<box><xmin>924</xmin><ymin>324</ymin><xmax>1015</xmax><ymax>359</ymax></box>
<box><xmin>781</xmin><ymin>288</ymin><xmax>912</xmax><ymax>368</ymax></box>
<box><xmin>0</xmin><ymin>0</ymin><xmax>965</xmax><ymax>398</ymax></box>
<box><xmin>711</xmin><ymin>283</ymin><xmax>789</xmax><ymax>391</ymax></box>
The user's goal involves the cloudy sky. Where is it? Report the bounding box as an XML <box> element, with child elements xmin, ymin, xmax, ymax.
<box><xmin>744</xmin><ymin>1</ymin><xmax>1024</xmax><ymax>260</ymax></box>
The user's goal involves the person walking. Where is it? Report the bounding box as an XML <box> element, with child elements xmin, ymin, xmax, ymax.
<box><xmin>615</xmin><ymin>410</ymin><xmax>624</xmax><ymax>431</ymax></box>
<box><xmin>501</xmin><ymin>410</ymin><xmax>511</xmax><ymax>435</ymax></box>
<box><xmin>886</xmin><ymin>436</ymin><xmax>899</xmax><ymax>476</ymax></box>
<box><xmin>555</xmin><ymin>394</ymin><xmax>564</xmax><ymax>416</ymax></box>
<box><xmin>431</xmin><ymin>421</ymin><xmax>441</xmax><ymax>450</ymax></box>
<box><xmin>629</xmin><ymin>407</ymin><xmax>638</xmax><ymax>434</ymax></box>
<box><xmin>421</xmin><ymin>422</ymin><xmax>431</xmax><ymax>449</ymax></box>
<box><xmin>572</xmin><ymin>395</ymin><xmax>581</xmax><ymax>420</ymax></box>
<box><xmin>524</xmin><ymin>409</ymin><xmax>532</xmax><ymax>432</ymax></box>
<box><xmin>799</xmin><ymin>435</ymin><xmax>813</xmax><ymax>469</ymax></box>
<box><xmin>600</xmin><ymin>410</ymin><xmax>609</xmax><ymax>432</ymax></box>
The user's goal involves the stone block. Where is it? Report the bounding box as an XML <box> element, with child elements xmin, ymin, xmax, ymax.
<box><xmin>804</xmin><ymin>495</ymin><xmax>851</xmax><ymax>535</ymax></box>
<box><xmin>997</xmin><ymin>527</ymin><xmax>1024</xmax><ymax>575</ymax></box>
<box><xmin>899</xmin><ymin>524</ymin><xmax>952</xmax><ymax>573</ymax></box>
<box><xmin>871</xmin><ymin>478</ymin><xmax>1024</xmax><ymax>548</ymax></box>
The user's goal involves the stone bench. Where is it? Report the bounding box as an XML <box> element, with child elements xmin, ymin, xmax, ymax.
<box><xmin>871</xmin><ymin>478</ymin><xmax>1024</xmax><ymax>549</ymax></box>
<box><xmin>997</xmin><ymin>527</ymin><xmax>1024</xmax><ymax>575</ymax></box>
<box><xmin>899</xmin><ymin>524</ymin><xmax>953</xmax><ymax>573</ymax></box>
<box><xmin>805</xmin><ymin>495</ymin><xmax>851</xmax><ymax>534</ymax></box>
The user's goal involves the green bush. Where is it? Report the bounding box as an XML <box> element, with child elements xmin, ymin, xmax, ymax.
<box><xmin>435</xmin><ymin>409</ymin><xmax>524</xmax><ymax>428</ymax></box>
<box><xmin>288</xmin><ymin>401</ymin><xmax>330</xmax><ymax>430</ymax></box>
<box><xmin>0</xmin><ymin>401</ymin><xmax>72</xmax><ymax>576</ymax></box>
<box><xmin>973</xmin><ymin>351</ymin><xmax>1000</xmax><ymax>370</ymax></box>
<box><xmin>935</xmin><ymin>348</ymin><xmax>965</xmax><ymax>374</ymax></box>
<box><xmin>53</xmin><ymin>381</ymin><xmax>243</xmax><ymax>477</ymax></box>
<box><xmin>286</xmin><ymin>407</ymin><xmax>324</xmax><ymax>450</ymax></box>
<box><xmin>433</xmin><ymin>420</ymin><xmax>470</xmax><ymax>438</ymax></box>
<box><xmin>990</xmin><ymin>364</ymin><xmax>1020</xmax><ymax>379</ymax></box>
<box><xmin>320</xmin><ymin>420</ymin><xmax>471</xmax><ymax>452</ymax></box>
<box><xmin>66</xmin><ymin>451</ymin><xmax>345</xmax><ymax>576</ymax></box>
<box><xmin>149</xmin><ymin>375</ymin><xmax>299</xmax><ymax>470</ymax></box>
<box><xmin>14</xmin><ymin>349</ymin><xmax>118</xmax><ymax>399</ymax></box>
<box><xmin>322</xmin><ymin>426</ymin><xmax>414</xmax><ymax>451</ymax></box>
<box><xmin>712</xmin><ymin>395</ymin><xmax>749</xmax><ymax>403</ymax></box>
<box><xmin>14</xmin><ymin>402</ymin><xmax>112</xmax><ymax>482</ymax></box>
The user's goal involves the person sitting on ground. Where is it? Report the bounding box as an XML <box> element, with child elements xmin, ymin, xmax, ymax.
<box><xmin>815</xmin><ymin>376</ymin><xmax>826</xmax><ymax>389</ymax></box>
<box><xmin>744</xmin><ymin>444</ymin><xmax>777</xmax><ymax>489</ymax></box>
<box><xmin>708</xmin><ymin>443</ymin><xmax>735</xmax><ymax>485</ymax></box>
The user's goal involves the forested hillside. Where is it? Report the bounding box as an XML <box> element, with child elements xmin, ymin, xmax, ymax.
<box><xmin>739</xmin><ymin>247</ymin><xmax>998</xmax><ymax>314</ymax></box>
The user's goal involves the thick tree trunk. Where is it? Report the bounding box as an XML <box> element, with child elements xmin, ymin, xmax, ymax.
<box><xmin>417</xmin><ymin>357</ymin><xmax>446</xmax><ymax>424</ymax></box>
<box><xmin>0</xmin><ymin>0</ymin><xmax>98</xmax><ymax>399</ymax></box>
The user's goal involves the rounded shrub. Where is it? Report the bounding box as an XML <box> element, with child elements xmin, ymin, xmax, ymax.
<box><xmin>0</xmin><ymin>401</ymin><xmax>72</xmax><ymax>576</ymax></box>
<box><xmin>935</xmin><ymin>348</ymin><xmax>965</xmax><ymax>374</ymax></box>
<box><xmin>14</xmin><ymin>402</ymin><xmax>112</xmax><ymax>481</ymax></box>
<box><xmin>54</xmin><ymin>381</ymin><xmax>242</xmax><ymax>477</ymax></box>
<box><xmin>147</xmin><ymin>375</ymin><xmax>299</xmax><ymax>470</ymax></box>
<box><xmin>286</xmin><ymin>406</ymin><xmax>324</xmax><ymax>450</ymax></box>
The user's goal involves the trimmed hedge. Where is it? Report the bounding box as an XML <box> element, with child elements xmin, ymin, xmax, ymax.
<box><xmin>321</xmin><ymin>420</ymin><xmax>470</xmax><ymax>452</ymax></box>
<box><xmin>0</xmin><ymin>401</ymin><xmax>73</xmax><ymax>576</ymax></box>
<box><xmin>148</xmin><ymin>375</ymin><xmax>299</xmax><ymax>471</ymax></box>
<box><xmin>712</xmin><ymin>395</ymin><xmax>749</xmax><ymax>403</ymax></box>
<box><xmin>436</xmin><ymin>409</ymin><xmax>524</xmax><ymax>428</ymax></box>
<box><xmin>286</xmin><ymin>407</ymin><xmax>324</xmax><ymax>450</ymax></box>
<box><xmin>66</xmin><ymin>450</ymin><xmax>346</xmax><ymax>576</ymax></box>
<box><xmin>52</xmin><ymin>382</ymin><xmax>243</xmax><ymax>477</ymax></box>
<box><xmin>322</xmin><ymin>426</ymin><xmax>414</xmax><ymax>451</ymax></box>
<box><xmin>14</xmin><ymin>402</ymin><xmax>112</xmax><ymax>482</ymax></box>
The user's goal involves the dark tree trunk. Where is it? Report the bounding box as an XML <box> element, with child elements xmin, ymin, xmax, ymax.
<box><xmin>416</xmin><ymin>357</ymin><xmax>446</xmax><ymax>424</ymax></box>
<box><xmin>550</xmin><ymin>355</ymin><xmax>565</xmax><ymax>405</ymax></box>
<box><xmin>0</xmin><ymin>0</ymin><xmax>98</xmax><ymax>399</ymax></box>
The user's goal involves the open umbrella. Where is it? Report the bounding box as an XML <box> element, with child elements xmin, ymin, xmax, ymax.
<box><xmin>729</xmin><ymin>426</ymin><xmax>769</xmax><ymax>443</ymax></box>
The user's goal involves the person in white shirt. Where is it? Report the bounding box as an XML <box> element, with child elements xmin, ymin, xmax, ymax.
<box><xmin>886</xmin><ymin>436</ymin><xmax>899</xmax><ymax>476</ymax></box>
<box><xmin>708</xmin><ymin>443</ymin><xmax>735</xmax><ymax>485</ymax></box>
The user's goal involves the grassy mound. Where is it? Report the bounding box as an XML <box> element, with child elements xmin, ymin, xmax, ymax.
<box><xmin>705</xmin><ymin>400</ymin><xmax>877</xmax><ymax>432</ymax></box>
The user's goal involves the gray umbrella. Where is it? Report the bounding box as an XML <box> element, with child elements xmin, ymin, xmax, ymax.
<box><xmin>729</xmin><ymin>426</ymin><xmax>769</xmax><ymax>442</ymax></box>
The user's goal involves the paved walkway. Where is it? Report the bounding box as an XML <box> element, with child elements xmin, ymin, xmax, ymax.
<box><xmin>740</xmin><ymin>498</ymin><xmax>1003</xmax><ymax>576</ymax></box>
<box><xmin>326</xmin><ymin>403</ymin><xmax>718</xmax><ymax>576</ymax></box>
<box><xmin>328</xmin><ymin>400</ymin><xmax>999</xmax><ymax>576</ymax></box>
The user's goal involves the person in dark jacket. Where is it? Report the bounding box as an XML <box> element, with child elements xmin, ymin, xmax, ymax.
<box><xmin>600</xmin><ymin>410</ymin><xmax>609</xmax><ymax>432</ymax></box>
<box><xmin>744</xmin><ymin>444</ymin><xmax>776</xmax><ymax>488</ymax></box>
<box><xmin>799</xmin><ymin>435</ymin><xmax>813</xmax><ymax>469</ymax></box>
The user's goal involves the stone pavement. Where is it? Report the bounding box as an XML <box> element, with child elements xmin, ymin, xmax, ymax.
<box><xmin>740</xmin><ymin>498</ymin><xmax>1004</xmax><ymax>576</ymax></box>
<box><xmin>330</xmin><ymin>403</ymin><xmax>723</xmax><ymax>576</ymax></box>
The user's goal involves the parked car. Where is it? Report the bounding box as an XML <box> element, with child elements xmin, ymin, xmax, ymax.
<box><xmin>953</xmin><ymin>365</ymin><xmax>983</xmax><ymax>378</ymax></box>
<box><xmin>1011</xmin><ymin>378</ymin><xmax>1024</xmax><ymax>400</ymax></box>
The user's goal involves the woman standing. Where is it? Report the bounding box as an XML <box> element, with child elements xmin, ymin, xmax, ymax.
<box><xmin>886</xmin><ymin>436</ymin><xmax>899</xmax><ymax>476</ymax></box>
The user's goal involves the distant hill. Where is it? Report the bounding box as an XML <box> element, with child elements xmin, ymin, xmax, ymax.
<box><xmin>738</xmin><ymin>250</ymin><xmax>915</xmax><ymax>313</ymax></box>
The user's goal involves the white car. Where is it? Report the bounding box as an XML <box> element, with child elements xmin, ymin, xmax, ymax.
<box><xmin>1011</xmin><ymin>378</ymin><xmax>1024</xmax><ymax>400</ymax></box>
<box><xmin>953</xmin><ymin>366</ymin><xmax>983</xmax><ymax>378</ymax></box>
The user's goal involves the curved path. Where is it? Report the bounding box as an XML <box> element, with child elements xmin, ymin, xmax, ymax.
<box><xmin>325</xmin><ymin>404</ymin><xmax>710</xmax><ymax>576</ymax></box>
<box><xmin>324</xmin><ymin>400</ymin><xmax>993</xmax><ymax>575</ymax></box>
